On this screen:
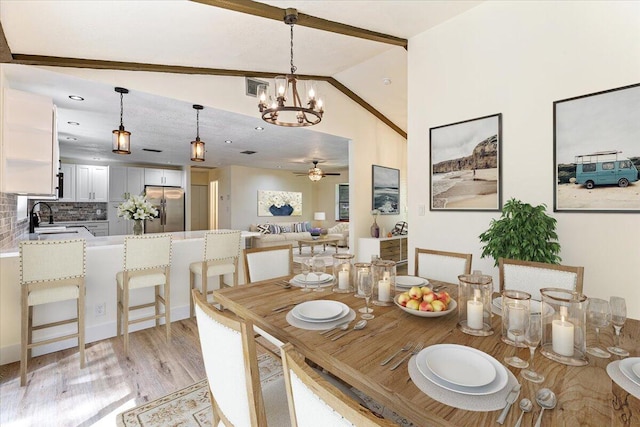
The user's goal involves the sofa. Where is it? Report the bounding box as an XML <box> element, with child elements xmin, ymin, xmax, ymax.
<box><xmin>326</xmin><ymin>222</ymin><xmax>349</xmax><ymax>247</ymax></box>
<box><xmin>249</xmin><ymin>221</ymin><xmax>312</xmax><ymax>248</ymax></box>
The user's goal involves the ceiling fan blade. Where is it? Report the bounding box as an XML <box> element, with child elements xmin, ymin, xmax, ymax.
<box><xmin>322</xmin><ymin>172</ymin><xmax>341</xmax><ymax>176</ymax></box>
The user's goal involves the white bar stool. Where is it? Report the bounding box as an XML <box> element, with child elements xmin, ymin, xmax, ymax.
<box><xmin>19</xmin><ymin>238</ymin><xmax>86</xmax><ymax>386</ymax></box>
<box><xmin>189</xmin><ymin>230</ymin><xmax>242</xmax><ymax>318</ymax></box>
<box><xmin>116</xmin><ymin>234</ymin><xmax>172</xmax><ymax>356</ymax></box>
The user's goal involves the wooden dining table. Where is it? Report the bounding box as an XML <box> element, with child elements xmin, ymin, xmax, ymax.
<box><xmin>212</xmin><ymin>277</ymin><xmax>639</xmax><ymax>427</ymax></box>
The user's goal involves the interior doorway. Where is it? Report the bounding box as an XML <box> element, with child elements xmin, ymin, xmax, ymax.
<box><xmin>190</xmin><ymin>184</ymin><xmax>209</xmax><ymax>231</ymax></box>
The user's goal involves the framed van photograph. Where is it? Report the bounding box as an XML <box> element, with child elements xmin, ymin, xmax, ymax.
<box><xmin>372</xmin><ymin>165</ymin><xmax>399</xmax><ymax>214</ymax></box>
<box><xmin>554</xmin><ymin>83</ymin><xmax>640</xmax><ymax>212</ymax></box>
<box><xmin>430</xmin><ymin>113</ymin><xmax>502</xmax><ymax>211</ymax></box>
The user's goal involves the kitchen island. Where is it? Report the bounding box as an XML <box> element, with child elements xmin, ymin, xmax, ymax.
<box><xmin>0</xmin><ymin>230</ymin><xmax>255</xmax><ymax>365</ymax></box>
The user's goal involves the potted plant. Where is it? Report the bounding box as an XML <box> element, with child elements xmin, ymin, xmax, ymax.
<box><xmin>479</xmin><ymin>198</ymin><xmax>561</xmax><ymax>266</ymax></box>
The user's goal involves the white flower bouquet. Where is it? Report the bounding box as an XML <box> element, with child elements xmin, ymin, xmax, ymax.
<box><xmin>117</xmin><ymin>195</ymin><xmax>158</xmax><ymax>221</ymax></box>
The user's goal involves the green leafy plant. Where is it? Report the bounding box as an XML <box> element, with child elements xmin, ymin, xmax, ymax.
<box><xmin>479</xmin><ymin>198</ymin><xmax>561</xmax><ymax>267</ymax></box>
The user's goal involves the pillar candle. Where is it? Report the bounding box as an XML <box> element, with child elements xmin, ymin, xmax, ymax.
<box><xmin>467</xmin><ymin>289</ymin><xmax>484</xmax><ymax>329</ymax></box>
<box><xmin>552</xmin><ymin>306</ymin><xmax>574</xmax><ymax>356</ymax></box>
<box><xmin>338</xmin><ymin>269</ymin><xmax>349</xmax><ymax>290</ymax></box>
<box><xmin>378</xmin><ymin>278</ymin><xmax>391</xmax><ymax>302</ymax></box>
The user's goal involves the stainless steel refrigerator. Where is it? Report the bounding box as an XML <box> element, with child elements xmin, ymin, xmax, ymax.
<box><xmin>144</xmin><ymin>186</ymin><xmax>185</xmax><ymax>233</ymax></box>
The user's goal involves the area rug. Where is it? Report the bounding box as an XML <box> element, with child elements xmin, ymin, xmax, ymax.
<box><xmin>116</xmin><ymin>353</ymin><xmax>283</xmax><ymax>427</ymax></box>
<box><xmin>293</xmin><ymin>245</ymin><xmax>350</xmax><ymax>267</ymax></box>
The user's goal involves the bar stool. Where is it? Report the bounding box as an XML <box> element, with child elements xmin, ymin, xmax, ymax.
<box><xmin>19</xmin><ymin>239</ymin><xmax>86</xmax><ymax>386</ymax></box>
<box><xmin>116</xmin><ymin>234</ymin><xmax>172</xmax><ymax>356</ymax></box>
<box><xmin>189</xmin><ymin>230</ymin><xmax>242</xmax><ymax>318</ymax></box>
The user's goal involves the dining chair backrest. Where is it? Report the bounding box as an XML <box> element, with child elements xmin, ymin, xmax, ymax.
<box><xmin>414</xmin><ymin>248</ymin><xmax>472</xmax><ymax>284</ymax></box>
<box><xmin>20</xmin><ymin>239</ymin><xmax>86</xmax><ymax>283</ymax></box>
<box><xmin>244</xmin><ymin>244</ymin><xmax>294</xmax><ymax>283</ymax></box>
<box><xmin>123</xmin><ymin>234</ymin><xmax>172</xmax><ymax>271</ymax></box>
<box><xmin>281</xmin><ymin>343</ymin><xmax>396</xmax><ymax>427</ymax></box>
<box><xmin>192</xmin><ymin>290</ymin><xmax>268</xmax><ymax>426</ymax></box>
<box><xmin>499</xmin><ymin>258</ymin><xmax>584</xmax><ymax>299</ymax></box>
<box><xmin>203</xmin><ymin>230</ymin><xmax>242</xmax><ymax>262</ymax></box>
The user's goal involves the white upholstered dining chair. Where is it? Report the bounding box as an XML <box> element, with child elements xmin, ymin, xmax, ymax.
<box><xmin>192</xmin><ymin>290</ymin><xmax>291</xmax><ymax>427</ymax></box>
<box><xmin>116</xmin><ymin>234</ymin><xmax>172</xmax><ymax>356</ymax></box>
<box><xmin>243</xmin><ymin>244</ymin><xmax>294</xmax><ymax>284</ymax></box>
<box><xmin>19</xmin><ymin>238</ymin><xmax>86</xmax><ymax>386</ymax></box>
<box><xmin>189</xmin><ymin>230</ymin><xmax>242</xmax><ymax>318</ymax></box>
<box><xmin>281</xmin><ymin>343</ymin><xmax>396</xmax><ymax>427</ymax></box>
<box><xmin>498</xmin><ymin>258</ymin><xmax>584</xmax><ymax>299</ymax></box>
<box><xmin>414</xmin><ymin>248</ymin><xmax>472</xmax><ymax>284</ymax></box>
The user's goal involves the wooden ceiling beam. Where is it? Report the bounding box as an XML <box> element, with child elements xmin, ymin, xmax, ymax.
<box><xmin>190</xmin><ymin>0</ymin><xmax>407</xmax><ymax>48</ymax></box>
<box><xmin>0</xmin><ymin>22</ymin><xmax>14</xmax><ymax>63</ymax></box>
<box><xmin>9</xmin><ymin>54</ymin><xmax>407</xmax><ymax>139</ymax></box>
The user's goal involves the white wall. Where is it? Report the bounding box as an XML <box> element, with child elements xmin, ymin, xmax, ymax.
<box><xmin>408</xmin><ymin>1</ymin><xmax>640</xmax><ymax>318</ymax></box>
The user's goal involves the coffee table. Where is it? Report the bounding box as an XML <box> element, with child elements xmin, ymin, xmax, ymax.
<box><xmin>298</xmin><ymin>237</ymin><xmax>340</xmax><ymax>255</ymax></box>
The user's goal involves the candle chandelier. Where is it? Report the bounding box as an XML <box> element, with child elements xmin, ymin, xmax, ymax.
<box><xmin>190</xmin><ymin>105</ymin><xmax>205</xmax><ymax>162</ymax></box>
<box><xmin>257</xmin><ymin>8</ymin><xmax>324</xmax><ymax>127</ymax></box>
<box><xmin>112</xmin><ymin>87</ymin><xmax>131</xmax><ymax>154</ymax></box>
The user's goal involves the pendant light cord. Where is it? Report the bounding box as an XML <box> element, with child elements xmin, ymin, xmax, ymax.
<box><xmin>196</xmin><ymin>109</ymin><xmax>200</xmax><ymax>139</ymax></box>
<box><xmin>290</xmin><ymin>24</ymin><xmax>297</xmax><ymax>75</ymax></box>
<box><xmin>119</xmin><ymin>92</ymin><xmax>124</xmax><ymax>127</ymax></box>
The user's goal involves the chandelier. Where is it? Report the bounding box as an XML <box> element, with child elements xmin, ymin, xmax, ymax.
<box><xmin>112</xmin><ymin>87</ymin><xmax>131</xmax><ymax>154</ymax></box>
<box><xmin>257</xmin><ymin>8</ymin><xmax>324</xmax><ymax>127</ymax></box>
<box><xmin>190</xmin><ymin>104</ymin><xmax>205</xmax><ymax>162</ymax></box>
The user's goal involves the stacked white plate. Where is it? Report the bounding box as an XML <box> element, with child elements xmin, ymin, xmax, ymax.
<box><xmin>291</xmin><ymin>300</ymin><xmax>350</xmax><ymax>324</ymax></box>
<box><xmin>492</xmin><ymin>296</ymin><xmax>554</xmax><ymax>316</ymax></box>
<box><xmin>415</xmin><ymin>344</ymin><xmax>508</xmax><ymax>395</ymax></box>
<box><xmin>396</xmin><ymin>275</ymin><xmax>428</xmax><ymax>289</ymax></box>
<box><xmin>619</xmin><ymin>357</ymin><xmax>640</xmax><ymax>386</ymax></box>
<box><xmin>289</xmin><ymin>273</ymin><xmax>334</xmax><ymax>288</ymax></box>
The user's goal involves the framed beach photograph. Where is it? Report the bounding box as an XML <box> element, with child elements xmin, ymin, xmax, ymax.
<box><xmin>430</xmin><ymin>113</ymin><xmax>502</xmax><ymax>211</ymax></box>
<box><xmin>554</xmin><ymin>83</ymin><xmax>640</xmax><ymax>212</ymax></box>
<box><xmin>372</xmin><ymin>165</ymin><xmax>399</xmax><ymax>214</ymax></box>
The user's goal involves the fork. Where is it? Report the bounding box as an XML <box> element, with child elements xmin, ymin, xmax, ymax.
<box><xmin>390</xmin><ymin>342</ymin><xmax>424</xmax><ymax>370</ymax></box>
<box><xmin>380</xmin><ymin>341</ymin><xmax>413</xmax><ymax>366</ymax></box>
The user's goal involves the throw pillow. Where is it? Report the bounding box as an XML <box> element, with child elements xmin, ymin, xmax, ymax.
<box><xmin>256</xmin><ymin>224</ymin><xmax>271</xmax><ymax>234</ymax></box>
<box><xmin>269</xmin><ymin>224</ymin><xmax>281</xmax><ymax>234</ymax></box>
<box><xmin>280</xmin><ymin>225</ymin><xmax>291</xmax><ymax>233</ymax></box>
<box><xmin>293</xmin><ymin>222</ymin><xmax>306</xmax><ymax>232</ymax></box>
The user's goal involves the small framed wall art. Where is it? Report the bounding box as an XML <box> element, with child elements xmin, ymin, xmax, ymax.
<box><xmin>372</xmin><ymin>165</ymin><xmax>399</xmax><ymax>214</ymax></box>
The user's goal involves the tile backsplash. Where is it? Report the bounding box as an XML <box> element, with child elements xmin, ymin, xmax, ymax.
<box><xmin>0</xmin><ymin>192</ymin><xmax>28</xmax><ymax>249</ymax></box>
<box><xmin>28</xmin><ymin>200</ymin><xmax>108</xmax><ymax>222</ymax></box>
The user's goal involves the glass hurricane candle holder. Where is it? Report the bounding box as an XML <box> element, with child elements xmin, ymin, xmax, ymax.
<box><xmin>332</xmin><ymin>253</ymin><xmax>354</xmax><ymax>293</ymax></box>
<box><xmin>372</xmin><ymin>259</ymin><xmax>396</xmax><ymax>306</ymax></box>
<box><xmin>540</xmin><ymin>287</ymin><xmax>588</xmax><ymax>366</ymax></box>
<box><xmin>457</xmin><ymin>274</ymin><xmax>494</xmax><ymax>336</ymax></box>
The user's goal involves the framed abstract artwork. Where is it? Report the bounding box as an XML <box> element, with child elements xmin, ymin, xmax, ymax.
<box><xmin>554</xmin><ymin>83</ymin><xmax>640</xmax><ymax>212</ymax></box>
<box><xmin>372</xmin><ymin>165</ymin><xmax>399</xmax><ymax>214</ymax></box>
<box><xmin>257</xmin><ymin>190</ymin><xmax>302</xmax><ymax>216</ymax></box>
<box><xmin>430</xmin><ymin>113</ymin><xmax>502</xmax><ymax>211</ymax></box>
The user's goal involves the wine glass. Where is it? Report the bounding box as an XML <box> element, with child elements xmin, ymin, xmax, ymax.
<box><xmin>358</xmin><ymin>269</ymin><xmax>374</xmax><ymax>320</ymax></box>
<box><xmin>607</xmin><ymin>296</ymin><xmax>629</xmax><ymax>357</ymax></box>
<box><xmin>312</xmin><ymin>257</ymin><xmax>326</xmax><ymax>292</ymax></box>
<box><xmin>521</xmin><ymin>313</ymin><xmax>545</xmax><ymax>383</ymax></box>
<box><xmin>504</xmin><ymin>303</ymin><xmax>530</xmax><ymax>369</ymax></box>
<box><xmin>300</xmin><ymin>258</ymin><xmax>312</xmax><ymax>292</ymax></box>
<box><xmin>586</xmin><ymin>298</ymin><xmax>611</xmax><ymax>358</ymax></box>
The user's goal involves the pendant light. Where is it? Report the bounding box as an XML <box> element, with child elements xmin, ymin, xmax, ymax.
<box><xmin>190</xmin><ymin>105</ymin><xmax>205</xmax><ymax>162</ymax></box>
<box><xmin>112</xmin><ymin>87</ymin><xmax>131</xmax><ymax>154</ymax></box>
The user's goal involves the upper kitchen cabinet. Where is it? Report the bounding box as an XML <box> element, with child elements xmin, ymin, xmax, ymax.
<box><xmin>76</xmin><ymin>165</ymin><xmax>109</xmax><ymax>202</ymax></box>
<box><xmin>1</xmin><ymin>88</ymin><xmax>58</xmax><ymax>195</ymax></box>
<box><xmin>109</xmin><ymin>166</ymin><xmax>144</xmax><ymax>201</ymax></box>
<box><xmin>145</xmin><ymin>168</ymin><xmax>183</xmax><ymax>187</ymax></box>
<box><xmin>58</xmin><ymin>163</ymin><xmax>76</xmax><ymax>202</ymax></box>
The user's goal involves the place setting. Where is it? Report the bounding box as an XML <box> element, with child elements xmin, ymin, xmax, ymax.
<box><xmin>285</xmin><ymin>299</ymin><xmax>356</xmax><ymax>331</ymax></box>
<box><xmin>289</xmin><ymin>256</ymin><xmax>335</xmax><ymax>291</ymax></box>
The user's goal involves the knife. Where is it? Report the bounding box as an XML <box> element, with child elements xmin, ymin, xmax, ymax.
<box><xmin>496</xmin><ymin>383</ymin><xmax>521</xmax><ymax>424</ymax></box>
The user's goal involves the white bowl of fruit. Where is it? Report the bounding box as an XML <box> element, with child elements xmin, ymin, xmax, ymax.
<box><xmin>394</xmin><ymin>286</ymin><xmax>456</xmax><ymax>317</ymax></box>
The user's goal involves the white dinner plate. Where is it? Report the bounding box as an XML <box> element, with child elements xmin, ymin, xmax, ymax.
<box><xmin>292</xmin><ymin>300</ymin><xmax>347</xmax><ymax>321</ymax></box>
<box><xmin>416</xmin><ymin>344</ymin><xmax>508</xmax><ymax>395</ymax></box>
<box><xmin>292</xmin><ymin>273</ymin><xmax>333</xmax><ymax>284</ymax></box>
<box><xmin>619</xmin><ymin>357</ymin><xmax>640</xmax><ymax>386</ymax></box>
<box><xmin>394</xmin><ymin>295</ymin><xmax>457</xmax><ymax>318</ymax></box>
<box><xmin>395</xmin><ymin>275</ymin><xmax>428</xmax><ymax>288</ymax></box>
<box><xmin>492</xmin><ymin>297</ymin><xmax>553</xmax><ymax>315</ymax></box>
<box><xmin>425</xmin><ymin>346</ymin><xmax>496</xmax><ymax>387</ymax></box>
<box><xmin>292</xmin><ymin>303</ymin><xmax>349</xmax><ymax>323</ymax></box>
<box><xmin>632</xmin><ymin>362</ymin><xmax>640</xmax><ymax>379</ymax></box>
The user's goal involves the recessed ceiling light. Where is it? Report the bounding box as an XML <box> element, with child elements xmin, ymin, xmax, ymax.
<box><xmin>67</xmin><ymin>121</ymin><xmax>80</xmax><ymax>126</ymax></box>
<box><xmin>92</xmin><ymin>157</ymin><xmax>100</xmax><ymax>160</ymax></box>
<box><xmin>68</xmin><ymin>95</ymin><xmax>84</xmax><ymax>101</ymax></box>
<box><xmin>225</xmin><ymin>140</ymin><xmax>232</xmax><ymax>144</ymax></box>
<box><xmin>254</xmin><ymin>126</ymin><xmax>264</xmax><ymax>131</ymax></box>
<box><xmin>382</xmin><ymin>77</ymin><xmax>392</xmax><ymax>85</ymax></box>
<box><xmin>66</xmin><ymin>137</ymin><xmax>77</xmax><ymax>140</ymax></box>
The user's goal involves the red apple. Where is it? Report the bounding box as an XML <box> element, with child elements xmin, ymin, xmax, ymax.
<box><xmin>406</xmin><ymin>299</ymin><xmax>420</xmax><ymax>310</ymax></box>
<box><xmin>422</xmin><ymin>290</ymin><xmax>436</xmax><ymax>303</ymax></box>
<box><xmin>397</xmin><ymin>292</ymin><xmax>411</xmax><ymax>307</ymax></box>
<box><xmin>419</xmin><ymin>301</ymin><xmax>434</xmax><ymax>312</ymax></box>
<box><xmin>436</xmin><ymin>290</ymin><xmax>451</xmax><ymax>305</ymax></box>
<box><xmin>408</xmin><ymin>286</ymin><xmax>423</xmax><ymax>300</ymax></box>
<box><xmin>431</xmin><ymin>300</ymin><xmax>447</xmax><ymax>312</ymax></box>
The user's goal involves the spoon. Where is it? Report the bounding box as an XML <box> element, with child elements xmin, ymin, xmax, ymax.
<box><xmin>534</xmin><ymin>388</ymin><xmax>557</xmax><ymax>427</ymax></box>
<box><xmin>514</xmin><ymin>398</ymin><xmax>532</xmax><ymax>427</ymax></box>
<box><xmin>331</xmin><ymin>320</ymin><xmax>367</xmax><ymax>341</ymax></box>
<box><xmin>320</xmin><ymin>321</ymin><xmax>350</xmax><ymax>335</ymax></box>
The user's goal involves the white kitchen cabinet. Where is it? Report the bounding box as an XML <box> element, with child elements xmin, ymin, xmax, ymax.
<box><xmin>76</xmin><ymin>165</ymin><xmax>109</xmax><ymax>202</ymax></box>
<box><xmin>144</xmin><ymin>168</ymin><xmax>183</xmax><ymax>187</ymax></box>
<box><xmin>1</xmin><ymin>88</ymin><xmax>58</xmax><ymax>195</ymax></box>
<box><xmin>109</xmin><ymin>166</ymin><xmax>144</xmax><ymax>201</ymax></box>
<box><xmin>58</xmin><ymin>163</ymin><xmax>76</xmax><ymax>202</ymax></box>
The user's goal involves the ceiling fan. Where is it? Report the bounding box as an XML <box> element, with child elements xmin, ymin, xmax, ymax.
<box><xmin>295</xmin><ymin>160</ymin><xmax>341</xmax><ymax>181</ymax></box>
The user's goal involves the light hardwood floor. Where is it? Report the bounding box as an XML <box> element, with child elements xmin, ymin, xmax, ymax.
<box><xmin>0</xmin><ymin>318</ymin><xmax>208</xmax><ymax>427</ymax></box>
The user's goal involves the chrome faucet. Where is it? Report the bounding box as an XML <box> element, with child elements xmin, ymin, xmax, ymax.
<box><xmin>29</xmin><ymin>202</ymin><xmax>54</xmax><ymax>233</ymax></box>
